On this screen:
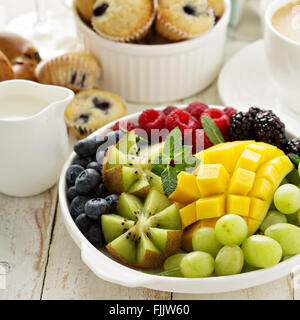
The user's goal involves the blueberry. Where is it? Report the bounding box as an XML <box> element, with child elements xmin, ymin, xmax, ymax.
<box><xmin>73</xmin><ymin>157</ymin><xmax>93</xmax><ymax>168</ymax></box>
<box><xmin>85</xmin><ymin>198</ymin><xmax>110</xmax><ymax>220</ymax></box>
<box><xmin>96</xmin><ymin>150</ymin><xmax>106</xmax><ymax>165</ymax></box>
<box><xmin>90</xmin><ymin>183</ymin><xmax>107</xmax><ymax>198</ymax></box>
<box><xmin>87</xmin><ymin>161</ymin><xmax>101</xmax><ymax>173</ymax></box>
<box><xmin>75</xmin><ymin>214</ymin><xmax>94</xmax><ymax>234</ymax></box>
<box><xmin>183</xmin><ymin>5</ymin><xmax>197</xmax><ymax>16</ymax></box>
<box><xmin>93</xmin><ymin>3</ymin><xmax>109</xmax><ymax>17</ymax></box>
<box><xmin>86</xmin><ymin>224</ymin><xmax>104</xmax><ymax>247</ymax></box>
<box><xmin>67</xmin><ymin>186</ymin><xmax>78</xmax><ymax>201</ymax></box>
<box><xmin>105</xmin><ymin>194</ymin><xmax>120</xmax><ymax>213</ymax></box>
<box><xmin>70</xmin><ymin>196</ymin><xmax>90</xmax><ymax>219</ymax></box>
<box><xmin>74</xmin><ymin>139</ymin><xmax>99</xmax><ymax>158</ymax></box>
<box><xmin>66</xmin><ymin>164</ymin><xmax>85</xmax><ymax>186</ymax></box>
<box><xmin>75</xmin><ymin>169</ymin><xmax>101</xmax><ymax>195</ymax></box>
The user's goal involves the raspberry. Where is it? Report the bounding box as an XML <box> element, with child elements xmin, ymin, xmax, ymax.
<box><xmin>223</xmin><ymin>107</ymin><xmax>237</xmax><ymax>119</ymax></box>
<box><xmin>185</xmin><ymin>102</ymin><xmax>209</xmax><ymax>121</ymax></box>
<box><xmin>113</xmin><ymin>121</ymin><xmax>137</xmax><ymax>132</ymax></box>
<box><xmin>138</xmin><ymin>109</ymin><xmax>166</xmax><ymax>137</ymax></box>
<box><xmin>193</xmin><ymin>129</ymin><xmax>213</xmax><ymax>154</ymax></box>
<box><xmin>202</xmin><ymin>108</ymin><xmax>230</xmax><ymax>135</ymax></box>
<box><xmin>163</xmin><ymin>106</ymin><xmax>178</xmax><ymax>116</ymax></box>
<box><xmin>165</xmin><ymin>109</ymin><xmax>201</xmax><ymax>143</ymax></box>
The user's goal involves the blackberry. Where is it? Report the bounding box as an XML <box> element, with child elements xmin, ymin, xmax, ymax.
<box><xmin>229</xmin><ymin>111</ymin><xmax>255</xmax><ymax>141</ymax></box>
<box><xmin>285</xmin><ymin>138</ymin><xmax>300</xmax><ymax>157</ymax></box>
<box><xmin>253</xmin><ymin>110</ymin><xmax>287</xmax><ymax>149</ymax></box>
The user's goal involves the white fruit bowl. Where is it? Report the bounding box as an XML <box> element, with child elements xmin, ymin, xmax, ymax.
<box><xmin>59</xmin><ymin>105</ymin><xmax>300</xmax><ymax>294</ymax></box>
<box><xmin>73</xmin><ymin>0</ymin><xmax>231</xmax><ymax>103</ymax></box>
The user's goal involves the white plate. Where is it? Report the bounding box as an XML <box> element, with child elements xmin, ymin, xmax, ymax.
<box><xmin>218</xmin><ymin>39</ymin><xmax>300</xmax><ymax>122</ymax></box>
<box><xmin>59</xmin><ymin>105</ymin><xmax>300</xmax><ymax>294</ymax></box>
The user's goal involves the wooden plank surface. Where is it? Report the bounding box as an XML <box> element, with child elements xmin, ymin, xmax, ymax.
<box><xmin>41</xmin><ymin>206</ymin><xmax>171</xmax><ymax>300</ymax></box>
<box><xmin>0</xmin><ymin>186</ymin><xmax>57</xmax><ymax>300</ymax></box>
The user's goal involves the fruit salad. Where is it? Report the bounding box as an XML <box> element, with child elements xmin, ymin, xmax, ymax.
<box><xmin>65</xmin><ymin>103</ymin><xmax>300</xmax><ymax>278</ymax></box>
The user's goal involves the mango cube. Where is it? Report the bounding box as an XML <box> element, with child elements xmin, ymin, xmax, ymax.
<box><xmin>256</xmin><ymin>164</ymin><xmax>281</xmax><ymax>185</ymax></box>
<box><xmin>197</xmin><ymin>164</ymin><xmax>229</xmax><ymax>197</ymax></box>
<box><xmin>200</xmin><ymin>218</ymin><xmax>219</xmax><ymax>228</ymax></box>
<box><xmin>228</xmin><ymin>168</ymin><xmax>256</xmax><ymax>195</ymax></box>
<box><xmin>196</xmin><ymin>195</ymin><xmax>225</xmax><ymax>219</ymax></box>
<box><xmin>236</xmin><ymin>149</ymin><xmax>262</xmax><ymax>172</ymax></box>
<box><xmin>249</xmin><ymin>178</ymin><xmax>273</xmax><ymax>201</ymax></box>
<box><xmin>169</xmin><ymin>172</ymin><xmax>201</xmax><ymax>205</ymax></box>
<box><xmin>268</xmin><ymin>156</ymin><xmax>293</xmax><ymax>179</ymax></box>
<box><xmin>179</xmin><ymin>202</ymin><xmax>197</xmax><ymax>229</ymax></box>
<box><xmin>247</xmin><ymin>218</ymin><xmax>261</xmax><ymax>235</ymax></box>
<box><xmin>227</xmin><ymin>195</ymin><xmax>251</xmax><ymax>217</ymax></box>
<box><xmin>249</xmin><ymin>198</ymin><xmax>269</xmax><ymax>221</ymax></box>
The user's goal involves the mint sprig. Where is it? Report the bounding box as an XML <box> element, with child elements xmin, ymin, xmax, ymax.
<box><xmin>201</xmin><ymin>115</ymin><xmax>224</xmax><ymax>145</ymax></box>
<box><xmin>288</xmin><ymin>153</ymin><xmax>300</xmax><ymax>167</ymax></box>
<box><xmin>152</xmin><ymin>127</ymin><xmax>200</xmax><ymax>196</ymax></box>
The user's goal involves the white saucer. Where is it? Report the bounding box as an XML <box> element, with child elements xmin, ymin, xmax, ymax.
<box><xmin>218</xmin><ymin>39</ymin><xmax>300</xmax><ymax>124</ymax></box>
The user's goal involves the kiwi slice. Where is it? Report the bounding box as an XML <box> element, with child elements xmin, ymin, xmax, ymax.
<box><xmin>101</xmin><ymin>189</ymin><xmax>182</xmax><ymax>268</ymax></box>
<box><xmin>103</xmin><ymin>132</ymin><xmax>165</xmax><ymax>198</ymax></box>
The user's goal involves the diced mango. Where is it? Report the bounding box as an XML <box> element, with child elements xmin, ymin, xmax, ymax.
<box><xmin>228</xmin><ymin>168</ymin><xmax>256</xmax><ymax>195</ymax></box>
<box><xmin>169</xmin><ymin>172</ymin><xmax>201</xmax><ymax>205</ymax></box>
<box><xmin>249</xmin><ymin>178</ymin><xmax>273</xmax><ymax>201</ymax></box>
<box><xmin>227</xmin><ymin>195</ymin><xmax>251</xmax><ymax>217</ymax></box>
<box><xmin>197</xmin><ymin>164</ymin><xmax>229</xmax><ymax>197</ymax></box>
<box><xmin>179</xmin><ymin>202</ymin><xmax>197</xmax><ymax>229</ymax></box>
<box><xmin>200</xmin><ymin>218</ymin><xmax>219</xmax><ymax>228</ymax></box>
<box><xmin>182</xmin><ymin>221</ymin><xmax>202</xmax><ymax>252</ymax></box>
<box><xmin>236</xmin><ymin>149</ymin><xmax>262</xmax><ymax>172</ymax></box>
<box><xmin>249</xmin><ymin>198</ymin><xmax>270</xmax><ymax>221</ymax></box>
<box><xmin>256</xmin><ymin>164</ymin><xmax>281</xmax><ymax>185</ymax></box>
<box><xmin>268</xmin><ymin>156</ymin><xmax>293</xmax><ymax>181</ymax></box>
<box><xmin>196</xmin><ymin>195</ymin><xmax>225</xmax><ymax>219</ymax></box>
<box><xmin>247</xmin><ymin>218</ymin><xmax>262</xmax><ymax>235</ymax></box>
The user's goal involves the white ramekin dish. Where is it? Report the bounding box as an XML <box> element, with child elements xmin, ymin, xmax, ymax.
<box><xmin>73</xmin><ymin>1</ymin><xmax>231</xmax><ymax>104</ymax></box>
<box><xmin>59</xmin><ymin>105</ymin><xmax>300</xmax><ymax>294</ymax></box>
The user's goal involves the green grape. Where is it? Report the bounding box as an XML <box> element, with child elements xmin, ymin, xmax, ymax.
<box><xmin>242</xmin><ymin>235</ymin><xmax>282</xmax><ymax>268</ymax></box>
<box><xmin>192</xmin><ymin>227</ymin><xmax>222</xmax><ymax>257</ymax></box>
<box><xmin>260</xmin><ymin>210</ymin><xmax>287</xmax><ymax>232</ymax></box>
<box><xmin>265</xmin><ymin>223</ymin><xmax>300</xmax><ymax>256</ymax></box>
<box><xmin>180</xmin><ymin>252</ymin><xmax>215</xmax><ymax>278</ymax></box>
<box><xmin>163</xmin><ymin>253</ymin><xmax>186</xmax><ymax>276</ymax></box>
<box><xmin>297</xmin><ymin>209</ymin><xmax>300</xmax><ymax>226</ymax></box>
<box><xmin>215</xmin><ymin>214</ymin><xmax>248</xmax><ymax>246</ymax></box>
<box><xmin>273</xmin><ymin>184</ymin><xmax>300</xmax><ymax>214</ymax></box>
<box><xmin>215</xmin><ymin>245</ymin><xmax>244</xmax><ymax>276</ymax></box>
<box><xmin>282</xmin><ymin>255</ymin><xmax>293</xmax><ymax>261</ymax></box>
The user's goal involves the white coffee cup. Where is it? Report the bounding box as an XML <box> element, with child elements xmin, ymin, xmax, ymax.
<box><xmin>264</xmin><ymin>0</ymin><xmax>300</xmax><ymax>114</ymax></box>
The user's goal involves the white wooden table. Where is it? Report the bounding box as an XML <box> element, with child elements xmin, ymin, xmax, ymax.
<box><xmin>1</xmin><ymin>2</ymin><xmax>300</xmax><ymax>300</ymax></box>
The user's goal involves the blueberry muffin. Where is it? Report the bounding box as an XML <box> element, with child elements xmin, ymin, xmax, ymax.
<box><xmin>65</xmin><ymin>89</ymin><xmax>127</xmax><ymax>139</ymax></box>
<box><xmin>75</xmin><ymin>0</ymin><xmax>96</xmax><ymax>22</ymax></box>
<box><xmin>207</xmin><ymin>0</ymin><xmax>225</xmax><ymax>18</ymax></box>
<box><xmin>35</xmin><ymin>51</ymin><xmax>101</xmax><ymax>92</ymax></box>
<box><xmin>91</xmin><ymin>0</ymin><xmax>156</xmax><ymax>42</ymax></box>
<box><xmin>155</xmin><ymin>0</ymin><xmax>215</xmax><ymax>41</ymax></box>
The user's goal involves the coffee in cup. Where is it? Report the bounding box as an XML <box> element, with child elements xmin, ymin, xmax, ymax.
<box><xmin>271</xmin><ymin>0</ymin><xmax>300</xmax><ymax>43</ymax></box>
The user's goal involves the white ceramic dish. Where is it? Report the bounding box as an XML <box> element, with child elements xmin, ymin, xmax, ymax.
<box><xmin>218</xmin><ymin>39</ymin><xmax>300</xmax><ymax>122</ymax></box>
<box><xmin>0</xmin><ymin>80</ymin><xmax>74</xmax><ymax>197</ymax></box>
<box><xmin>73</xmin><ymin>0</ymin><xmax>231</xmax><ymax>104</ymax></box>
<box><xmin>59</xmin><ymin>104</ymin><xmax>300</xmax><ymax>294</ymax></box>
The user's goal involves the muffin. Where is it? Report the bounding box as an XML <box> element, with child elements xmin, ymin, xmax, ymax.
<box><xmin>0</xmin><ymin>51</ymin><xmax>14</xmax><ymax>81</ymax></box>
<box><xmin>75</xmin><ymin>0</ymin><xmax>96</xmax><ymax>22</ymax></box>
<box><xmin>155</xmin><ymin>0</ymin><xmax>215</xmax><ymax>41</ymax></box>
<box><xmin>35</xmin><ymin>51</ymin><xmax>101</xmax><ymax>92</ymax></box>
<box><xmin>91</xmin><ymin>0</ymin><xmax>156</xmax><ymax>42</ymax></box>
<box><xmin>65</xmin><ymin>89</ymin><xmax>127</xmax><ymax>139</ymax></box>
<box><xmin>207</xmin><ymin>0</ymin><xmax>225</xmax><ymax>18</ymax></box>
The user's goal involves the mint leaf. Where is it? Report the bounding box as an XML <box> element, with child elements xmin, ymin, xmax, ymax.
<box><xmin>201</xmin><ymin>115</ymin><xmax>224</xmax><ymax>145</ymax></box>
<box><xmin>161</xmin><ymin>166</ymin><xmax>178</xmax><ymax>196</ymax></box>
<box><xmin>288</xmin><ymin>153</ymin><xmax>300</xmax><ymax>167</ymax></box>
<box><xmin>162</xmin><ymin>127</ymin><xmax>182</xmax><ymax>164</ymax></box>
